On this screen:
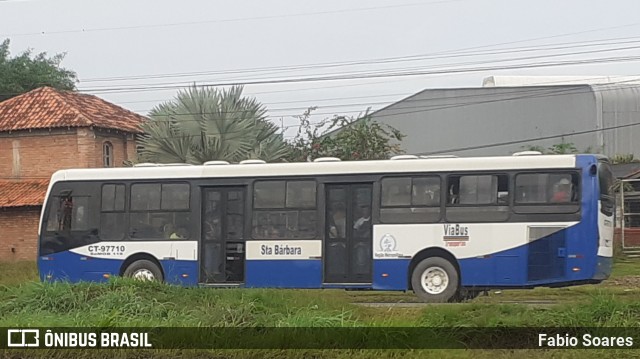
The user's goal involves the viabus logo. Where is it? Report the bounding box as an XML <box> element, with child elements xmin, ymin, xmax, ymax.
<box><xmin>7</xmin><ymin>329</ymin><xmax>40</xmax><ymax>347</ymax></box>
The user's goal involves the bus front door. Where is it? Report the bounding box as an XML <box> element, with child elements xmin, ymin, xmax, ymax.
<box><xmin>324</xmin><ymin>184</ymin><xmax>373</xmax><ymax>284</ymax></box>
<box><xmin>201</xmin><ymin>187</ymin><xmax>246</xmax><ymax>284</ymax></box>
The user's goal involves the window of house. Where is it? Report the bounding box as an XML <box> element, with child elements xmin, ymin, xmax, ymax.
<box><xmin>252</xmin><ymin>180</ymin><xmax>317</xmax><ymax>239</ymax></box>
<box><xmin>380</xmin><ymin>176</ymin><xmax>441</xmax><ymax>223</ymax></box>
<box><xmin>103</xmin><ymin>142</ymin><xmax>113</xmax><ymax>167</ymax></box>
<box><xmin>129</xmin><ymin>183</ymin><xmax>191</xmax><ymax>240</ymax></box>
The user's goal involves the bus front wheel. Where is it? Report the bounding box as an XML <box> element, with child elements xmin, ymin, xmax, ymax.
<box><xmin>123</xmin><ymin>260</ymin><xmax>164</xmax><ymax>282</ymax></box>
<box><xmin>411</xmin><ymin>257</ymin><xmax>459</xmax><ymax>303</ymax></box>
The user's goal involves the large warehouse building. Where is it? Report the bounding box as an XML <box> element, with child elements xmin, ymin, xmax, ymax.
<box><xmin>368</xmin><ymin>76</ymin><xmax>640</xmax><ymax>157</ymax></box>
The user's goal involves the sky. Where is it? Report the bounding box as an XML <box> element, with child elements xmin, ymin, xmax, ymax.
<box><xmin>2</xmin><ymin>0</ymin><xmax>640</xmax><ymax>139</ymax></box>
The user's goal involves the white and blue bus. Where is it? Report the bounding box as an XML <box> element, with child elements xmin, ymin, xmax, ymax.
<box><xmin>38</xmin><ymin>153</ymin><xmax>614</xmax><ymax>302</ymax></box>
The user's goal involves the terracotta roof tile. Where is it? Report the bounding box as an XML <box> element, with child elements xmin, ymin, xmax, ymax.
<box><xmin>0</xmin><ymin>180</ymin><xmax>49</xmax><ymax>208</ymax></box>
<box><xmin>0</xmin><ymin>87</ymin><xmax>147</xmax><ymax>133</ymax></box>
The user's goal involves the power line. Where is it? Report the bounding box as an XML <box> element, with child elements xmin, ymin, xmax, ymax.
<box><xmin>0</xmin><ymin>0</ymin><xmax>469</xmax><ymax>37</ymax></box>
<box><xmin>77</xmin><ymin>44</ymin><xmax>640</xmax><ymax>93</ymax></box>
<box><xmin>107</xmin><ymin>84</ymin><xmax>608</xmax><ymax>118</ymax></box>
<box><xmin>117</xmin><ymin>92</ymin><xmax>413</xmax><ymax>106</ymax></box>
<box><xmin>418</xmin><ymin>120</ymin><xmax>640</xmax><ymax>156</ymax></box>
<box><xmin>2</xmin><ymin>36</ymin><xmax>639</xmax><ymax>101</ymax></box>
<box><xmin>74</xmin><ymin>54</ymin><xmax>640</xmax><ymax>96</ymax></box>
<box><xmin>128</xmin><ymin>85</ymin><xmax>583</xmax><ymax>115</ymax></box>
<box><xmin>79</xmin><ymin>35</ymin><xmax>640</xmax><ymax>84</ymax></box>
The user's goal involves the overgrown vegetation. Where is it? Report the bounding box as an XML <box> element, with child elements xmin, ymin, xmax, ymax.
<box><xmin>286</xmin><ymin>107</ymin><xmax>405</xmax><ymax>162</ymax></box>
<box><xmin>5</xmin><ymin>278</ymin><xmax>635</xmax><ymax>329</ymax></box>
<box><xmin>611</xmin><ymin>153</ymin><xmax>640</xmax><ymax>164</ymax></box>
<box><xmin>0</xmin><ymin>279</ymin><xmax>358</xmax><ymax>327</ymax></box>
<box><xmin>520</xmin><ymin>141</ymin><xmax>599</xmax><ymax>155</ymax></box>
<box><xmin>0</xmin><ymin>259</ymin><xmax>637</xmax><ymax>358</ymax></box>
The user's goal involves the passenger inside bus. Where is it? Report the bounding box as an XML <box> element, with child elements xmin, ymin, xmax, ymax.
<box><xmin>353</xmin><ymin>206</ymin><xmax>372</xmax><ymax>238</ymax></box>
<box><xmin>170</xmin><ymin>227</ymin><xmax>188</xmax><ymax>240</ymax></box>
<box><xmin>328</xmin><ymin>203</ymin><xmax>346</xmax><ymax>238</ymax></box>
<box><xmin>551</xmin><ymin>178</ymin><xmax>572</xmax><ymax>203</ymax></box>
<box><xmin>413</xmin><ymin>182</ymin><xmax>439</xmax><ymax>206</ymax></box>
<box><xmin>353</xmin><ymin>206</ymin><xmax>371</xmax><ymax>229</ymax></box>
<box><xmin>163</xmin><ymin>223</ymin><xmax>175</xmax><ymax>239</ymax></box>
<box><xmin>448</xmin><ymin>184</ymin><xmax>459</xmax><ymax>204</ymax></box>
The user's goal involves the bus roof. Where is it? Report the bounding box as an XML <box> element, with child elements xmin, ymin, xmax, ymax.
<box><xmin>48</xmin><ymin>154</ymin><xmax>589</xmax><ymax>183</ymax></box>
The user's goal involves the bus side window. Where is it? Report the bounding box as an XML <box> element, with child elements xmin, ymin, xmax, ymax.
<box><xmin>41</xmin><ymin>185</ymin><xmax>98</xmax><ymax>255</ymax></box>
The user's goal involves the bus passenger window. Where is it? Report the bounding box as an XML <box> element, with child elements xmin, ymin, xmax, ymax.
<box><xmin>447</xmin><ymin>175</ymin><xmax>508</xmax><ymax>205</ymax></box>
<box><xmin>129</xmin><ymin>182</ymin><xmax>192</xmax><ymax>240</ymax></box>
<box><xmin>412</xmin><ymin>177</ymin><xmax>440</xmax><ymax>206</ymax></box>
<box><xmin>252</xmin><ymin>180</ymin><xmax>317</xmax><ymax>239</ymax></box>
<box><xmin>514</xmin><ymin>173</ymin><xmax>578</xmax><ymax>205</ymax></box>
<box><xmin>380</xmin><ymin>176</ymin><xmax>441</xmax><ymax>224</ymax></box>
<box><xmin>381</xmin><ymin>178</ymin><xmax>411</xmax><ymax>206</ymax></box>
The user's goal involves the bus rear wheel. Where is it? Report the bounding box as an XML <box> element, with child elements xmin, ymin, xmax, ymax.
<box><xmin>123</xmin><ymin>260</ymin><xmax>164</xmax><ymax>282</ymax></box>
<box><xmin>411</xmin><ymin>257</ymin><xmax>459</xmax><ymax>303</ymax></box>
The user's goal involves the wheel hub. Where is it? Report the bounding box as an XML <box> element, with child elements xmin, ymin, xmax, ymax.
<box><xmin>421</xmin><ymin>266</ymin><xmax>449</xmax><ymax>295</ymax></box>
<box><xmin>132</xmin><ymin>269</ymin><xmax>155</xmax><ymax>281</ymax></box>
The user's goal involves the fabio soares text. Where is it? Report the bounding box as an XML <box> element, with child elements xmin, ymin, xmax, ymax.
<box><xmin>539</xmin><ymin>333</ymin><xmax>634</xmax><ymax>348</ymax></box>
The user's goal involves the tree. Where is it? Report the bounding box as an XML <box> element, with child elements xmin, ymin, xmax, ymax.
<box><xmin>0</xmin><ymin>39</ymin><xmax>77</xmax><ymax>101</ymax></box>
<box><xmin>547</xmin><ymin>142</ymin><xmax>578</xmax><ymax>154</ymax></box>
<box><xmin>287</xmin><ymin>107</ymin><xmax>405</xmax><ymax>161</ymax></box>
<box><xmin>520</xmin><ymin>141</ymin><xmax>597</xmax><ymax>155</ymax></box>
<box><xmin>137</xmin><ymin>85</ymin><xmax>290</xmax><ymax>164</ymax></box>
<box><xmin>611</xmin><ymin>154</ymin><xmax>640</xmax><ymax>164</ymax></box>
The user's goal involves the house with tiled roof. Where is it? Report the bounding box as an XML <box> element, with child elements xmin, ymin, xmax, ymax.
<box><xmin>0</xmin><ymin>86</ymin><xmax>147</xmax><ymax>261</ymax></box>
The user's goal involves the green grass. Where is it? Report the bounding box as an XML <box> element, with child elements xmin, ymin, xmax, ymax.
<box><xmin>0</xmin><ymin>279</ymin><xmax>358</xmax><ymax>327</ymax></box>
<box><xmin>0</xmin><ymin>259</ymin><xmax>638</xmax><ymax>358</ymax></box>
<box><xmin>5</xmin><ymin>349</ymin><xmax>640</xmax><ymax>359</ymax></box>
<box><xmin>4</xmin><ymin>277</ymin><xmax>635</xmax><ymax>328</ymax></box>
<box><xmin>611</xmin><ymin>256</ymin><xmax>640</xmax><ymax>277</ymax></box>
<box><xmin>0</xmin><ymin>260</ymin><xmax>38</xmax><ymax>285</ymax></box>
<box><xmin>0</xmin><ymin>280</ymin><xmax>638</xmax><ymax>358</ymax></box>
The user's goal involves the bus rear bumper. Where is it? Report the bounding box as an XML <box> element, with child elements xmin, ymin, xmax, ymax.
<box><xmin>593</xmin><ymin>255</ymin><xmax>613</xmax><ymax>281</ymax></box>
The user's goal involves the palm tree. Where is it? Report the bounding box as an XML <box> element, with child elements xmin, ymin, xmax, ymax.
<box><xmin>138</xmin><ymin>85</ymin><xmax>290</xmax><ymax>164</ymax></box>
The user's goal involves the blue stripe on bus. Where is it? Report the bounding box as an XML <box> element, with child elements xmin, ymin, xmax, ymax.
<box><xmin>38</xmin><ymin>251</ymin><xmax>198</xmax><ymax>286</ymax></box>
<box><xmin>372</xmin><ymin>259</ymin><xmax>410</xmax><ymax>290</ymax></box>
<box><xmin>245</xmin><ymin>260</ymin><xmax>322</xmax><ymax>288</ymax></box>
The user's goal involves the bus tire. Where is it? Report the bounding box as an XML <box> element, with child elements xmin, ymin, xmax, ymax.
<box><xmin>123</xmin><ymin>260</ymin><xmax>164</xmax><ymax>282</ymax></box>
<box><xmin>411</xmin><ymin>257</ymin><xmax>459</xmax><ymax>303</ymax></box>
